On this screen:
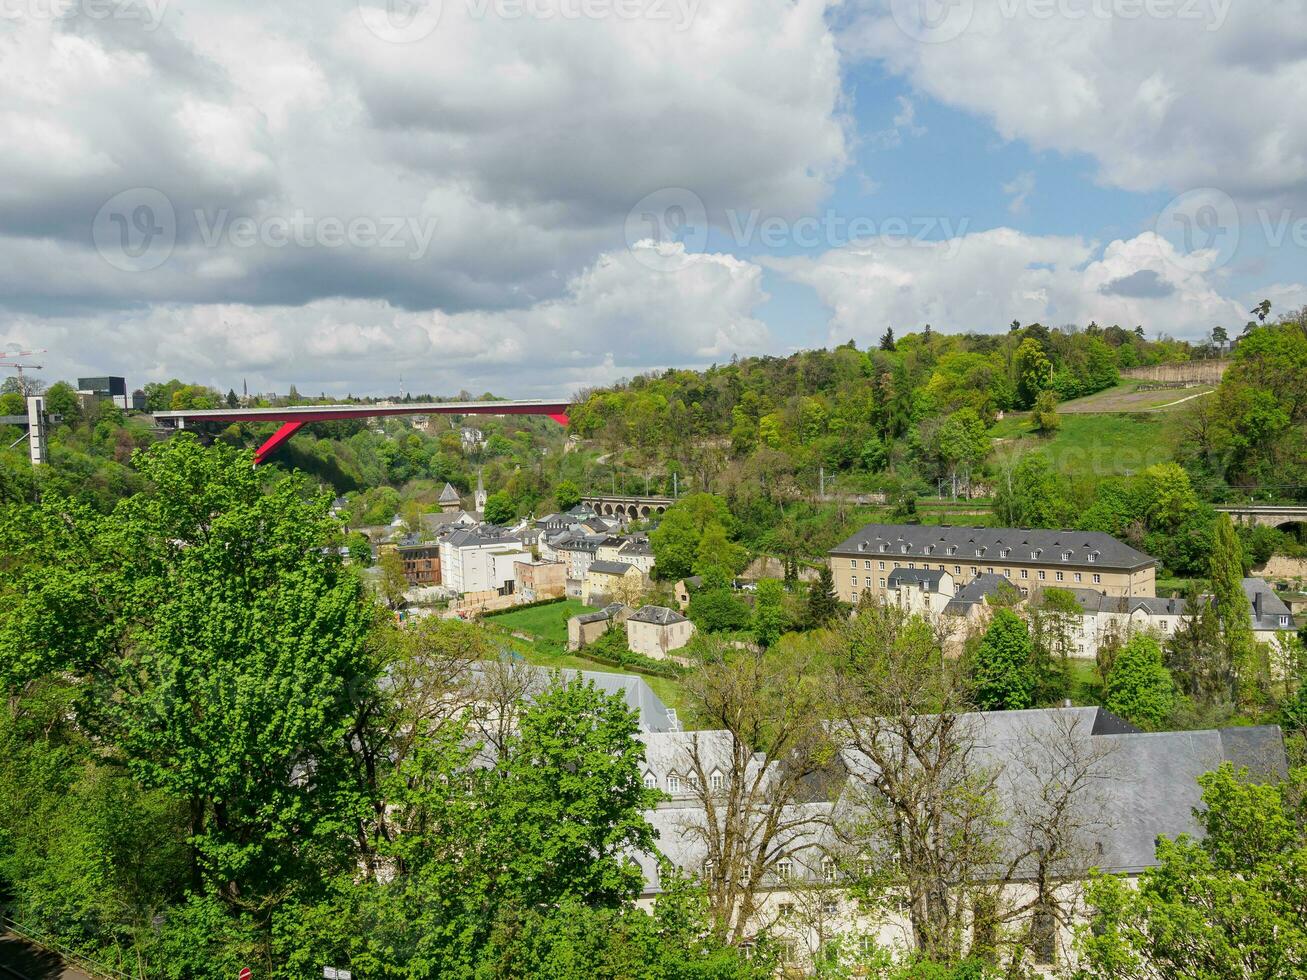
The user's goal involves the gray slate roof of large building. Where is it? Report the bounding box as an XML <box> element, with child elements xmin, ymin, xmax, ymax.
<box><xmin>832</xmin><ymin>523</ymin><xmax>1155</xmax><ymax>570</ymax></box>
<box><xmin>628</xmin><ymin>605</ymin><xmax>688</xmax><ymax>626</ymax></box>
<box><xmin>589</xmin><ymin>559</ymin><xmax>636</xmax><ymax>575</ymax></box>
<box><xmin>632</xmin><ymin>707</ymin><xmax>1287</xmax><ymax>893</ymax></box>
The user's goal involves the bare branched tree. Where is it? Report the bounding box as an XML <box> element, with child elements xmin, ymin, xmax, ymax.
<box><xmin>827</xmin><ymin>602</ymin><xmax>1003</xmax><ymax>962</ymax></box>
<box><xmin>465</xmin><ymin>655</ymin><xmax>549</xmax><ymax>756</ymax></box>
<box><xmin>674</xmin><ymin>635</ymin><xmax>837</xmax><ymax>943</ymax></box>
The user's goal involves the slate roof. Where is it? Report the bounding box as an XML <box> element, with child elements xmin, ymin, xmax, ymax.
<box><xmin>1244</xmin><ymin>577</ymin><xmax>1296</xmax><ymax>631</ymax></box>
<box><xmin>944</xmin><ymin>573</ymin><xmax>1016</xmax><ymax>615</ymax></box>
<box><xmin>628</xmin><ymin>605</ymin><xmax>688</xmax><ymax>626</ymax></box>
<box><xmin>832</xmin><ymin>523</ymin><xmax>1155</xmax><ymax>570</ymax></box>
<box><xmin>464</xmin><ymin>661</ymin><xmax>676</xmax><ymax>733</ymax></box>
<box><xmin>442</xmin><ymin>526</ymin><xmax>523</xmax><ymax>549</ymax></box>
<box><xmin>573</xmin><ymin>603</ymin><xmax>626</xmax><ymax>625</ymax></box>
<box><xmin>887</xmin><ymin>567</ymin><xmax>948</xmax><ymax>589</ymax></box>
<box><xmin>633</xmin><ymin>708</ymin><xmax>1287</xmax><ymax>894</ymax></box>
<box><xmin>619</xmin><ymin>538</ymin><xmax>654</xmax><ymax>557</ymax></box>
<box><xmin>438</xmin><ymin>482</ymin><xmax>462</xmax><ymax>504</ymax></box>
<box><xmin>589</xmin><ymin>559</ymin><xmax>636</xmax><ymax>576</ymax></box>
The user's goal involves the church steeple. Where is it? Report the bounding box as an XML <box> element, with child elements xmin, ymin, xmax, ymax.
<box><xmin>475</xmin><ymin>469</ymin><xmax>487</xmax><ymax>513</ymax></box>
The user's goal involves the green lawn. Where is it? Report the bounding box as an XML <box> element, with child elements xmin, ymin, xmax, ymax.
<box><xmin>989</xmin><ymin>412</ymin><xmax>1182</xmax><ymax>478</ymax></box>
<box><xmin>1067</xmin><ymin>658</ymin><xmax>1103</xmax><ymax>706</ymax></box>
<box><xmin>480</xmin><ymin>602</ymin><xmax>694</xmax><ymax>724</ymax></box>
<box><xmin>484</xmin><ymin>599</ymin><xmax>597</xmax><ymax>645</ymax></box>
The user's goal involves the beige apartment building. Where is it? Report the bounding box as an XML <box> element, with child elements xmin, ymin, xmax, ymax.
<box><xmin>829</xmin><ymin>524</ymin><xmax>1156</xmax><ymax>605</ymax></box>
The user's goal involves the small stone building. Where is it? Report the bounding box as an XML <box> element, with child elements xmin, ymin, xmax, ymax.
<box><xmin>567</xmin><ymin>603</ymin><xmax>629</xmax><ymax>652</ymax></box>
<box><xmin>625</xmin><ymin>605</ymin><xmax>695</xmax><ymax>660</ymax></box>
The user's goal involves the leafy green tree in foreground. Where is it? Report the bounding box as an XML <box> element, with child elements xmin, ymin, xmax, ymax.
<box><xmin>970</xmin><ymin>609</ymin><xmax>1035</xmax><ymax>711</ymax></box>
<box><xmin>0</xmin><ymin>436</ymin><xmax>380</xmax><ymax>906</ymax></box>
<box><xmin>1077</xmin><ymin>763</ymin><xmax>1307</xmax><ymax>979</ymax></box>
<box><xmin>1103</xmin><ymin>634</ymin><xmax>1176</xmax><ymax>730</ymax></box>
<box><xmin>482</xmin><ymin>488</ymin><xmax>516</xmax><ymax>524</ymax></box>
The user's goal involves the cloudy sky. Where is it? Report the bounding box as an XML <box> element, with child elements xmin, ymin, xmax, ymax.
<box><xmin>3</xmin><ymin>0</ymin><xmax>1306</xmax><ymax>398</ymax></box>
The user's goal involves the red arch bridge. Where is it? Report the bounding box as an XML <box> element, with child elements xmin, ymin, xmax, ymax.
<box><xmin>153</xmin><ymin>400</ymin><xmax>571</xmax><ymax>464</ymax></box>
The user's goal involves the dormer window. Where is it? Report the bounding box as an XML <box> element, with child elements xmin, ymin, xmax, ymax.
<box><xmin>643</xmin><ymin>772</ymin><xmax>656</xmax><ymax>790</ymax></box>
<box><xmin>775</xmin><ymin>859</ymin><xmax>792</xmax><ymax>882</ymax></box>
<box><xmin>879</xmin><ymin>543</ymin><xmax>888</xmax><ymax>553</ymax></box>
<box><xmin>947</xmin><ymin>546</ymin><xmax>957</xmax><ymax>556</ymax></box>
<box><xmin>710</xmin><ymin>770</ymin><xmax>725</xmax><ymax>793</ymax></box>
<box><xmin>1088</xmin><ymin>552</ymin><xmax>1098</xmax><ymax>563</ymax></box>
<box><xmin>1061</xmin><ymin>551</ymin><xmax>1072</xmax><ymax>561</ymax></box>
<box><xmin>901</xmin><ymin>544</ymin><xmax>909</xmax><ymax>554</ymax></box>
<box><xmin>1281</xmin><ymin>615</ymin><xmax>1291</xmax><ymax>628</ymax></box>
<box><xmin>667</xmin><ymin>773</ymin><xmax>681</xmax><ymax>793</ymax></box>
<box><xmin>1001</xmin><ymin>548</ymin><xmax>1010</xmax><ymax>558</ymax></box>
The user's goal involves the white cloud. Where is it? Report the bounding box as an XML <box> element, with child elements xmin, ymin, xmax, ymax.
<box><xmin>768</xmin><ymin>227</ymin><xmax>1247</xmax><ymax>343</ymax></box>
<box><xmin>12</xmin><ymin>244</ymin><xmax>770</xmax><ymax>397</ymax></box>
<box><xmin>843</xmin><ymin>0</ymin><xmax>1307</xmax><ymax>206</ymax></box>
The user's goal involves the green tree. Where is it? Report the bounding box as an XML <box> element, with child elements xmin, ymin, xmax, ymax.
<box><xmin>805</xmin><ymin>564</ymin><xmax>842</xmax><ymax>628</ymax></box>
<box><xmin>751</xmin><ymin>578</ymin><xmax>787</xmax><ymax>648</ymax></box>
<box><xmin>1103</xmin><ymin>634</ymin><xmax>1176</xmax><ymax>730</ymax></box>
<box><xmin>43</xmin><ymin>380</ymin><xmax>81</xmax><ymax>424</ymax></box>
<box><xmin>0</xmin><ymin>437</ymin><xmax>380</xmax><ymax>908</ymax></box>
<box><xmin>554</xmin><ymin>479</ymin><xmax>582</xmax><ymax>511</ymax></box>
<box><xmin>378</xmin><ymin>549</ymin><xmax>409</xmax><ymax>609</ymax></box>
<box><xmin>1030</xmin><ymin>389</ymin><xmax>1060</xmax><ymax>434</ymax></box>
<box><xmin>483</xmin><ymin>489</ymin><xmax>516</xmax><ymax>525</ymax></box>
<box><xmin>649</xmin><ymin>493</ymin><xmax>737</xmax><ymax>580</ymax></box>
<box><xmin>694</xmin><ymin>521</ymin><xmax>748</xmax><ymax>578</ymax></box>
<box><xmin>1014</xmin><ymin>338</ymin><xmax>1053</xmax><ymax>409</ymax></box>
<box><xmin>1210</xmin><ymin>514</ymin><xmax>1260</xmax><ymax>705</ymax></box>
<box><xmin>993</xmin><ymin>452</ymin><xmax>1071</xmax><ymax>529</ymax></box>
<box><xmin>970</xmin><ymin>609</ymin><xmax>1035</xmax><ymax>710</ymax></box>
<box><xmin>689</xmin><ymin>587</ymin><xmax>752</xmax><ymax>634</ymax></box>
<box><xmin>1078</xmin><ymin>763</ymin><xmax>1307</xmax><ymax>979</ymax></box>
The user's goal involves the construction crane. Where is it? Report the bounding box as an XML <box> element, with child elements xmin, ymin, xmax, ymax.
<box><xmin>0</xmin><ymin>345</ymin><xmax>47</xmax><ymax>396</ymax></box>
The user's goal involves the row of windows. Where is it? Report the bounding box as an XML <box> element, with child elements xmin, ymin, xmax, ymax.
<box><xmin>849</xmin><ymin>566</ymin><xmax>1103</xmax><ymax>588</ymax></box>
<box><xmin>647</xmin><ymin>771</ymin><xmax>725</xmax><ymax>793</ymax></box>
<box><xmin>849</xmin><ymin>557</ymin><xmax>1105</xmax><ymax>581</ymax></box>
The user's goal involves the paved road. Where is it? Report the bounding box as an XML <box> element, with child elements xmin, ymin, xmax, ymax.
<box><xmin>0</xmin><ymin>934</ymin><xmax>91</xmax><ymax>980</ymax></box>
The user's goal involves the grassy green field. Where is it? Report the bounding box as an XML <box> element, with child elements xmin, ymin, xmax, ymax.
<box><xmin>481</xmin><ymin>600</ymin><xmax>693</xmax><ymax>723</ymax></box>
<box><xmin>485</xmin><ymin>599</ymin><xmax>596</xmax><ymax>645</ymax></box>
<box><xmin>1067</xmin><ymin>659</ymin><xmax>1103</xmax><ymax>706</ymax></box>
<box><xmin>1057</xmin><ymin>381</ymin><xmax>1215</xmax><ymax>414</ymax></box>
<box><xmin>989</xmin><ymin>411</ymin><xmax>1182</xmax><ymax>478</ymax></box>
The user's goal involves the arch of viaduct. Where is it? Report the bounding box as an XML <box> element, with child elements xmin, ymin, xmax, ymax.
<box><xmin>582</xmin><ymin>494</ymin><xmax>675</xmax><ymax>520</ymax></box>
<box><xmin>1216</xmin><ymin>505</ymin><xmax>1307</xmax><ymax>531</ymax></box>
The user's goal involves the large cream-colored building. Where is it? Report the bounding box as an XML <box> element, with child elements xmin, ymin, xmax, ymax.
<box><xmin>830</xmin><ymin>524</ymin><xmax>1156</xmax><ymax>606</ymax></box>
